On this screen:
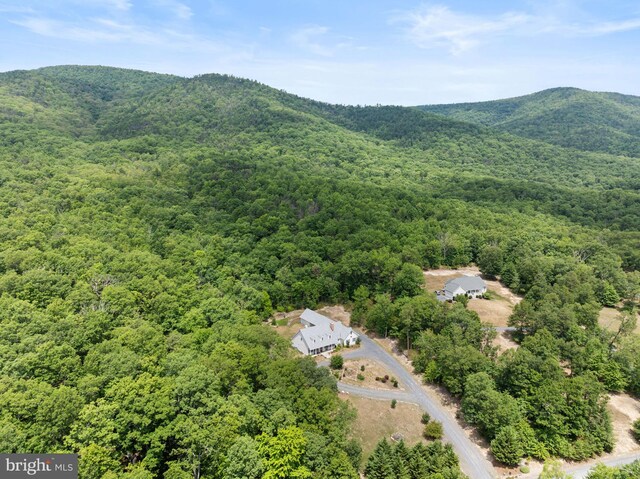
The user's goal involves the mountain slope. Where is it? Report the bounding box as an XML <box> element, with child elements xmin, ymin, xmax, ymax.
<box><xmin>419</xmin><ymin>87</ymin><xmax>640</xmax><ymax>157</ymax></box>
<box><xmin>0</xmin><ymin>66</ymin><xmax>638</xmax><ymax>476</ymax></box>
<box><xmin>1</xmin><ymin>67</ymin><xmax>638</xmax><ymax>234</ymax></box>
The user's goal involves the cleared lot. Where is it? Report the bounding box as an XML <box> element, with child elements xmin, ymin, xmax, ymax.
<box><xmin>424</xmin><ymin>266</ymin><xmax>521</xmax><ymax>328</ymax></box>
<box><xmin>339</xmin><ymin>394</ymin><xmax>426</xmax><ymax>462</ymax></box>
<box><xmin>341</xmin><ymin>358</ymin><xmax>405</xmax><ymax>391</ymax></box>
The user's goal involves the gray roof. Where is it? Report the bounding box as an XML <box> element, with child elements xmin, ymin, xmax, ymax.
<box><xmin>444</xmin><ymin>276</ymin><xmax>486</xmax><ymax>293</ymax></box>
<box><xmin>296</xmin><ymin>309</ymin><xmax>356</xmax><ymax>351</ymax></box>
<box><xmin>300</xmin><ymin>309</ymin><xmax>332</xmax><ymax>327</ymax></box>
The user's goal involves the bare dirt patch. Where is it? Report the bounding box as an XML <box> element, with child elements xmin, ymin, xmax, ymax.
<box><xmin>341</xmin><ymin>358</ymin><xmax>405</xmax><ymax>391</ymax></box>
<box><xmin>493</xmin><ymin>330</ymin><xmax>519</xmax><ymax>355</ymax></box>
<box><xmin>424</xmin><ymin>267</ymin><xmax>522</xmax><ymax>328</ymax></box>
<box><xmin>272</xmin><ymin>309</ymin><xmax>304</xmax><ymax>340</ymax></box>
<box><xmin>468</xmin><ymin>298</ymin><xmax>513</xmax><ymax>328</ymax></box>
<box><xmin>340</xmin><ymin>394</ymin><xmax>427</xmax><ymax>461</ymax></box>
<box><xmin>423</xmin><ymin>266</ymin><xmax>482</xmax><ymax>291</ymax></box>
<box><xmin>608</xmin><ymin>393</ymin><xmax>640</xmax><ymax>455</ymax></box>
<box><xmin>599</xmin><ymin>307</ymin><xmax>640</xmax><ymax>335</ymax></box>
<box><xmin>317</xmin><ymin>305</ymin><xmax>351</xmax><ymax>326</ymax></box>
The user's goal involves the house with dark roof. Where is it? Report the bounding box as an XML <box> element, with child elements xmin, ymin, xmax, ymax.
<box><xmin>292</xmin><ymin>309</ymin><xmax>358</xmax><ymax>356</ymax></box>
<box><xmin>437</xmin><ymin>276</ymin><xmax>487</xmax><ymax>301</ymax></box>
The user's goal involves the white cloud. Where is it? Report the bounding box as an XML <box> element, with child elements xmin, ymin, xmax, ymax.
<box><xmin>153</xmin><ymin>0</ymin><xmax>193</xmax><ymax>21</ymax></box>
<box><xmin>397</xmin><ymin>4</ymin><xmax>640</xmax><ymax>54</ymax></box>
<box><xmin>78</xmin><ymin>0</ymin><xmax>132</xmax><ymax>11</ymax></box>
<box><xmin>290</xmin><ymin>26</ymin><xmax>333</xmax><ymax>57</ymax></box>
<box><xmin>398</xmin><ymin>5</ymin><xmax>529</xmax><ymax>54</ymax></box>
<box><xmin>11</xmin><ymin>16</ymin><xmax>223</xmax><ymax>52</ymax></box>
<box><xmin>577</xmin><ymin>18</ymin><xmax>640</xmax><ymax>35</ymax></box>
<box><xmin>108</xmin><ymin>0</ymin><xmax>131</xmax><ymax>10</ymax></box>
<box><xmin>0</xmin><ymin>5</ymin><xmax>37</xmax><ymax>13</ymax></box>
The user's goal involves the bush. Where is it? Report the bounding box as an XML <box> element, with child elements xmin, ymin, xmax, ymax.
<box><xmin>491</xmin><ymin>426</ymin><xmax>524</xmax><ymax>466</ymax></box>
<box><xmin>421</xmin><ymin>412</ymin><xmax>431</xmax><ymax>425</ymax></box>
<box><xmin>520</xmin><ymin>465</ymin><xmax>530</xmax><ymax>474</ymax></box>
<box><xmin>384</xmin><ymin>375</ymin><xmax>389</xmax><ymax>380</ymax></box>
<box><xmin>360</xmin><ymin>365</ymin><xmax>365</xmax><ymax>372</ymax></box>
<box><xmin>392</xmin><ymin>379</ymin><xmax>398</xmax><ymax>388</ymax></box>
<box><xmin>423</xmin><ymin>421</ymin><xmax>443</xmax><ymax>440</ymax></box>
<box><xmin>633</xmin><ymin>418</ymin><xmax>640</xmax><ymax>442</ymax></box>
<box><xmin>391</xmin><ymin>399</ymin><xmax>397</xmax><ymax>409</ymax></box>
<box><xmin>357</xmin><ymin>373</ymin><xmax>365</xmax><ymax>381</ymax></box>
<box><xmin>454</xmin><ymin>294</ymin><xmax>469</xmax><ymax>307</ymax></box>
<box><xmin>330</xmin><ymin>354</ymin><xmax>344</xmax><ymax>370</ymax></box>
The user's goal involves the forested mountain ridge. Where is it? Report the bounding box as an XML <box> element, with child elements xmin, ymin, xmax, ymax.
<box><xmin>418</xmin><ymin>87</ymin><xmax>640</xmax><ymax>157</ymax></box>
<box><xmin>7</xmin><ymin>66</ymin><xmax>637</xmax><ymax>236</ymax></box>
<box><xmin>0</xmin><ymin>65</ymin><xmax>639</xmax><ymax>477</ymax></box>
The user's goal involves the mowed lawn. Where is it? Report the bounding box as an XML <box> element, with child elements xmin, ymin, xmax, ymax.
<box><xmin>340</xmin><ymin>394</ymin><xmax>427</xmax><ymax>462</ymax></box>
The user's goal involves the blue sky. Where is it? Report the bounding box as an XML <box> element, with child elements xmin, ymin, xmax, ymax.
<box><xmin>1</xmin><ymin>0</ymin><xmax>640</xmax><ymax>104</ymax></box>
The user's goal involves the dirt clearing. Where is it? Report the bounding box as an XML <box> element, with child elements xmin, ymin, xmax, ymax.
<box><xmin>599</xmin><ymin>307</ymin><xmax>640</xmax><ymax>335</ymax></box>
<box><xmin>493</xmin><ymin>330</ymin><xmax>519</xmax><ymax>355</ymax></box>
<box><xmin>608</xmin><ymin>393</ymin><xmax>640</xmax><ymax>455</ymax></box>
<box><xmin>317</xmin><ymin>305</ymin><xmax>351</xmax><ymax>326</ymax></box>
<box><xmin>424</xmin><ymin>267</ymin><xmax>522</xmax><ymax>328</ymax></box>
<box><xmin>341</xmin><ymin>358</ymin><xmax>405</xmax><ymax>391</ymax></box>
<box><xmin>340</xmin><ymin>394</ymin><xmax>427</xmax><ymax>461</ymax></box>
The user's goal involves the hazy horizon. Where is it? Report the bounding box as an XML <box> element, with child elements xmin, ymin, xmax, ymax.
<box><xmin>2</xmin><ymin>1</ymin><xmax>640</xmax><ymax>105</ymax></box>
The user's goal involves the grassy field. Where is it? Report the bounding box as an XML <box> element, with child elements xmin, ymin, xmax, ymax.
<box><xmin>341</xmin><ymin>358</ymin><xmax>405</xmax><ymax>391</ymax></box>
<box><xmin>598</xmin><ymin>307</ymin><xmax>640</xmax><ymax>334</ymax></box>
<box><xmin>340</xmin><ymin>394</ymin><xmax>427</xmax><ymax>462</ymax></box>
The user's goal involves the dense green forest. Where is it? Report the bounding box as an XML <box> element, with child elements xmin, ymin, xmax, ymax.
<box><xmin>0</xmin><ymin>66</ymin><xmax>638</xmax><ymax>477</ymax></box>
<box><xmin>419</xmin><ymin>87</ymin><xmax>640</xmax><ymax>157</ymax></box>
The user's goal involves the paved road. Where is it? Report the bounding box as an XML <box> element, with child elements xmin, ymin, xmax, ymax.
<box><xmin>564</xmin><ymin>452</ymin><xmax>640</xmax><ymax>478</ymax></box>
<box><xmin>334</xmin><ymin>332</ymin><xmax>496</xmax><ymax>479</ymax></box>
<box><xmin>326</xmin><ymin>331</ymin><xmax>640</xmax><ymax>479</ymax></box>
<box><xmin>494</xmin><ymin>326</ymin><xmax>517</xmax><ymax>332</ymax></box>
<box><xmin>337</xmin><ymin>382</ymin><xmax>415</xmax><ymax>403</ymax></box>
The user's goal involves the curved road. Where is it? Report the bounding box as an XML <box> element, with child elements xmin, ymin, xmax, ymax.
<box><xmin>334</xmin><ymin>332</ymin><xmax>496</xmax><ymax>479</ymax></box>
<box><xmin>564</xmin><ymin>452</ymin><xmax>640</xmax><ymax>479</ymax></box>
<box><xmin>328</xmin><ymin>332</ymin><xmax>640</xmax><ymax>479</ymax></box>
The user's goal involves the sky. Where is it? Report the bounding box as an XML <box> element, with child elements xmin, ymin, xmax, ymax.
<box><xmin>1</xmin><ymin>0</ymin><xmax>640</xmax><ymax>105</ymax></box>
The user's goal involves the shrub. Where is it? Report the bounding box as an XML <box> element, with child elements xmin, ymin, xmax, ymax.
<box><xmin>454</xmin><ymin>294</ymin><xmax>469</xmax><ymax>307</ymax></box>
<box><xmin>520</xmin><ymin>466</ymin><xmax>530</xmax><ymax>474</ymax></box>
<box><xmin>491</xmin><ymin>426</ymin><xmax>524</xmax><ymax>466</ymax></box>
<box><xmin>633</xmin><ymin>418</ymin><xmax>640</xmax><ymax>442</ymax></box>
<box><xmin>384</xmin><ymin>375</ymin><xmax>389</xmax><ymax>380</ymax></box>
<box><xmin>391</xmin><ymin>399</ymin><xmax>397</xmax><ymax>409</ymax></box>
<box><xmin>360</xmin><ymin>365</ymin><xmax>365</xmax><ymax>372</ymax></box>
<box><xmin>423</xmin><ymin>421</ymin><xmax>443</xmax><ymax>440</ymax></box>
<box><xmin>421</xmin><ymin>412</ymin><xmax>431</xmax><ymax>425</ymax></box>
<box><xmin>330</xmin><ymin>354</ymin><xmax>344</xmax><ymax>370</ymax></box>
<box><xmin>392</xmin><ymin>379</ymin><xmax>398</xmax><ymax>388</ymax></box>
<box><xmin>357</xmin><ymin>373</ymin><xmax>365</xmax><ymax>381</ymax></box>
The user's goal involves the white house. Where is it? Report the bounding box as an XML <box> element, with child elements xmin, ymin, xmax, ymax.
<box><xmin>292</xmin><ymin>309</ymin><xmax>358</xmax><ymax>356</ymax></box>
<box><xmin>437</xmin><ymin>276</ymin><xmax>487</xmax><ymax>301</ymax></box>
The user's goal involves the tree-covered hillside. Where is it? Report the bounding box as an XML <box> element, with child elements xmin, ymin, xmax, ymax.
<box><xmin>419</xmin><ymin>87</ymin><xmax>640</xmax><ymax>157</ymax></box>
<box><xmin>0</xmin><ymin>66</ymin><xmax>638</xmax><ymax>477</ymax></box>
